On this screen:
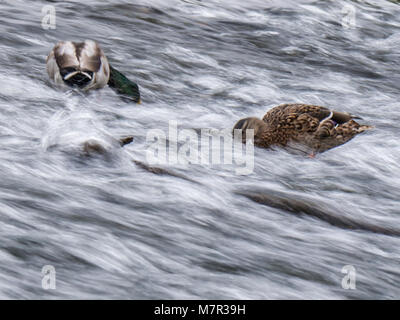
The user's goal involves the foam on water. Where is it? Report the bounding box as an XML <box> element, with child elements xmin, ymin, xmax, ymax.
<box><xmin>0</xmin><ymin>0</ymin><xmax>400</xmax><ymax>299</ymax></box>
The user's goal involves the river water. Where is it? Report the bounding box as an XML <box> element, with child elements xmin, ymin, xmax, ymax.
<box><xmin>0</xmin><ymin>0</ymin><xmax>399</xmax><ymax>299</ymax></box>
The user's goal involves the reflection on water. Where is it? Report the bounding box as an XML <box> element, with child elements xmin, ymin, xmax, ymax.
<box><xmin>0</xmin><ymin>0</ymin><xmax>399</xmax><ymax>299</ymax></box>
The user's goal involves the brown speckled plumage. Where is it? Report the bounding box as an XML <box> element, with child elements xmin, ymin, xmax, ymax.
<box><xmin>233</xmin><ymin>104</ymin><xmax>373</xmax><ymax>155</ymax></box>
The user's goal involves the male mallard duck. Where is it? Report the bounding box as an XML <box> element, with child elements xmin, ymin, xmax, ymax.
<box><xmin>233</xmin><ymin>104</ymin><xmax>373</xmax><ymax>156</ymax></box>
<box><xmin>47</xmin><ymin>40</ymin><xmax>110</xmax><ymax>90</ymax></box>
<box><xmin>46</xmin><ymin>40</ymin><xmax>140</xmax><ymax>102</ymax></box>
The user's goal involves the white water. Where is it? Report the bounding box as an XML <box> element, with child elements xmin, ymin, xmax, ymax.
<box><xmin>0</xmin><ymin>0</ymin><xmax>399</xmax><ymax>299</ymax></box>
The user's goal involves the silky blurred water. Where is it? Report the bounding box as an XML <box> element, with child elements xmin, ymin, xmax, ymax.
<box><xmin>0</xmin><ymin>0</ymin><xmax>399</xmax><ymax>299</ymax></box>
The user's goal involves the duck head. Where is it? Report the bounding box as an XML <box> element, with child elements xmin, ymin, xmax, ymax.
<box><xmin>46</xmin><ymin>40</ymin><xmax>110</xmax><ymax>91</ymax></box>
<box><xmin>233</xmin><ymin>117</ymin><xmax>268</xmax><ymax>142</ymax></box>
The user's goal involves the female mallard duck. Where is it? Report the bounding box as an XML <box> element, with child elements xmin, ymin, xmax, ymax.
<box><xmin>233</xmin><ymin>104</ymin><xmax>373</xmax><ymax>156</ymax></box>
<box><xmin>46</xmin><ymin>40</ymin><xmax>140</xmax><ymax>102</ymax></box>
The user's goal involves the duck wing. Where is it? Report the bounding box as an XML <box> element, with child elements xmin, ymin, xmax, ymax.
<box><xmin>50</xmin><ymin>41</ymin><xmax>80</xmax><ymax>69</ymax></box>
<box><xmin>262</xmin><ymin>104</ymin><xmax>355</xmax><ymax>126</ymax></box>
<box><xmin>46</xmin><ymin>41</ymin><xmax>80</xmax><ymax>83</ymax></box>
<box><xmin>311</xmin><ymin>119</ymin><xmax>373</xmax><ymax>153</ymax></box>
<box><xmin>46</xmin><ymin>40</ymin><xmax>110</xmax><ymax>89</ymax></box>
<box><xmin>77</xmin><ymin>40</ymin><xmax>110</xmax><ymax>90</ymax></box>
<box><xmin>260</xmin><ymin>104</ymin><xmax>371</xmax><ymax>153</ymax></box>
<box><xmin>50</xmin><ymin>40</ymin><xmax>103</xmax><ymax>72</ymax></box>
